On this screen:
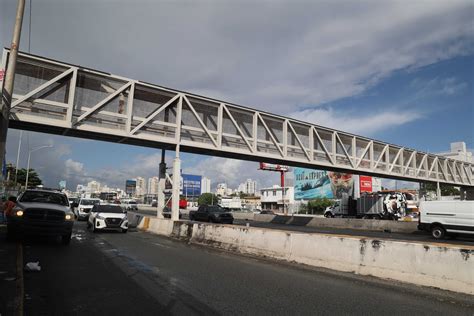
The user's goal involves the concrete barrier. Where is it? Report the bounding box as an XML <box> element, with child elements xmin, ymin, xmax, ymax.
<box><xmin>253</xmin><ymin>214</ymin><xmax>418</xmax><ymax>233</ymax></box>
<box><xmin>134</xmin><ymin>215</ymin><xmax>474</xmax><ymax>295</ymax></box>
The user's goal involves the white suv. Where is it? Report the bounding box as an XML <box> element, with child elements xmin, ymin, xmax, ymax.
<box><xmin>75</xmin><ymin>198</ymin><xmax>101</xmax><ymax>220</ymax></box>
<box><xmin>88</xmin><ymin>204</ymin><xmax>128</xmax><ymax>233</ymax></box>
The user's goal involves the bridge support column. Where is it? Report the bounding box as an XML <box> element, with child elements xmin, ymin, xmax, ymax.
<box><xmin>171</xmin><ymin>154</ymin><xmax>181</xmax><ymax>221</ymax></box>
<box><xmin>436</xmin><ymin>182</ymin><xmax>441</xmax><ymax>199</ymax></box>
<box><xmin>156</xmin><ymin>149</ymin><xmax>166</xmax><ymax>218</ymax></box>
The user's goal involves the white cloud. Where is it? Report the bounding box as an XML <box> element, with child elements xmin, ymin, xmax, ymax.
<box><xmin>2</xmin><ymin>1</ymin><xmax>471</xmax><ymax>116</ymax></box>
<box><xmin>290</xmin><ymin>107</ymin><xmax>422</xmax><ymax>136</ymax></box>
<box><xmin>410</xmin><ymin>77</ymin><xmax>468</xmax><ymax>97</ymax></box>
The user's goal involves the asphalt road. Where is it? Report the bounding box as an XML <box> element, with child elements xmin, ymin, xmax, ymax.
<box><xmin>135</xmin><ymin>209</ymin><xmax>474</xmax><ymax>246</ymax></box>
<box><xmin>16</xmin><ymin>221</ymin><xmax>474</xmax><ymax>315</ymax></box>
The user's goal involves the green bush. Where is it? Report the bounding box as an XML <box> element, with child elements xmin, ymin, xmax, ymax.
<box><xmin>300</xmin><ymin>198</ymin><xmax>333</xmax><ymax>214</ymax></box>
<box><xmin>198</xmin><ymin>193</ymin><xmax>218</xmax><ymax>206</ymax></box>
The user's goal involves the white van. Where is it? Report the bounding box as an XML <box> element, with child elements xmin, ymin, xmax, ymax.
<box><xmin>418</xmin><ymin>200</ymin><xmax>474</xmax><ymax>239</ymax></box>
<box><xmin>121</xmin><ymin>199</ymin><xmax>138</xmax><ymax>211</ymax></box>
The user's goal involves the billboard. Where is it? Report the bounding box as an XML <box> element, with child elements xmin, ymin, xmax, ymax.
<box><xmin>125</xmin><ymin>179</ymin><xmax>136</xmax><ymax>195</ymax></box>
<box><xmin>294</xmin><ymin>168</ymin><xmax>355</xmax><ymax>200</ymax></box>
<box><xmin>182</xmin><ymin>174</ymin><xmax>202</xmax><ymax>197</ymax></box>
<box><xmin>359</xmin><ymin>176</ymin><xmax>372</xmax><ymax>193</ymax></box>
<box><xmin>259</xmin><ymin>162</ymin><xmax>289</xmax><ymax>172</ymax></box>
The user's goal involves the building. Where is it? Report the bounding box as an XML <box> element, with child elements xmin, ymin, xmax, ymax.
<box><xmin>237</xmin><ymin>179</ymin><xmax>257</xmax><ymax>195</ymax></box>
<box><xmin>216</xmin><ymin>183</ymin><xmax>227</xmax><ymax>196</ymax></box>
<box><xmin>136</xmin><ymin>177</ymin><xmax>146</xmax><ymax>197</ymax></box>
<box><xmin>201</xmin><ymin>177</ymin><xmax>211</xmax><ymax>194</ymax></box>
<box><xmin>87</xmin><ymin>181</ymin><xmax>101</xmax><ymax>194</ymax></box>
<box><xmin>437</xmin><ymin>142</ymin><xmax>473</xmax><ymax>163</ymax></box>
<box><xmin>260</xmin><ymin>185</ymin><xmax>295</xmax><ymax>212</ymax></box>
<box><xmin>148</xmin><ymin>176</ymin><xmax>159</xmax><ymax>195</ymax></box>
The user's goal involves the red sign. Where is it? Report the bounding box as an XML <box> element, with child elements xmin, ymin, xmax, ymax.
<box><xmin>360</xmin><ymin>176</ymin><xmax>372</xmax><ymax>192</ymax></box>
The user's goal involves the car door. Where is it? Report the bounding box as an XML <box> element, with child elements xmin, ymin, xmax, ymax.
<box><xmin>455</xmin><ymin>201</ymin><xmax>474</xmax><ymax>232</ymax></box>
<box><xmin>197</xmin><ymin>206</ymin><xmax>207</xmax><ymax>221</ymax></box>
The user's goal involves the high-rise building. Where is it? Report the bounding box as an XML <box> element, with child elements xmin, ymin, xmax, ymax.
<box><xmin>136</xmin><ymin>177</ymin><xmax>146</xmax><ymax>197</ymax></box>
<box><xmin>237</xmin><ymin>179</ymin><xmax>257</xmax><ymax>195</ymax></box>
<box><xmin>201</xmin><ymin>177</ymin><xmax>211</xmax><ymax>194</ymax></box>
<box><xmin>148</xmin><ymin>177</ymin><xmax>159</xmax><ymax>195</ymax></box>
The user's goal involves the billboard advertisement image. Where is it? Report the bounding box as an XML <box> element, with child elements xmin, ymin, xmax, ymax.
<box><xmin>359</xmin><ymin>176</ymin><xmax>373</xmax><ymax>193</ymax></box>
<box><xmin>294</xmin><ymin>168</ymin><xmax>355</xmax><ymax>200</ymax></box>
<box><xmin>182</xmin><ymin>174</ymin><xmax>202</xmax><ymax>197</ymax></box>
<box><xmin>125</xmin><ymin>179</ymin><xmax>137</xmax><ymax>195</ymax></box>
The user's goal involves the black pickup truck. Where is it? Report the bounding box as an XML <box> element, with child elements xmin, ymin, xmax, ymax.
<box><xmin>189</xmin><ymin>205</ymin><xmax>234</xmax><ymax>224</ymax></box>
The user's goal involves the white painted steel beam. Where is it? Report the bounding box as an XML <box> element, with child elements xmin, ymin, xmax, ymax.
<box><xmin>4</xmin><ymin>50</ymin><xmax>473</xmax><ymax>187</ymax></box>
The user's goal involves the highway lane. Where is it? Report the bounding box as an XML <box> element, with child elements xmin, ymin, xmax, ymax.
<box><xmin>19</xmin><ymin>221</ymin><xmax>474</xmax><ymax>315</ymax></box>
<box><xmin>134</xmin><ymin>209</ymin><xmax>474</xmax><ymax>246</ymax></box>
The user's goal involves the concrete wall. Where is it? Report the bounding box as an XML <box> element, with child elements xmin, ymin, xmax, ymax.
<box><xmin>134</xmin><ymin>215</ymin><xmax>474</xmax><ymax>295</ymax></box>
<box><xmin>254</xmin><ymin>214</ymin><xmax>418</xmax><ymax>233</ymax></box>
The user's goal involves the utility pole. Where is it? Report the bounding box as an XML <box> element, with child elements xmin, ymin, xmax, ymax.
<box><xmin>1</xmin><ymin>0</ymin><xmax>26</xmax><ymax>180</ymax></box>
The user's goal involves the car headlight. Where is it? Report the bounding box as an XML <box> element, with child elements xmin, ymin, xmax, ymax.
<box><xmin>96</xmin><ymin>215</ymin><xmax>105</xmax><ymax>220</ymax></box>
<box><xmin>15</xmin><ymin>210</ymin><xmax>24</xmax><ymax>217</ymax></box>
<box><xmin>79</xmin><ymin>207</ymin><xmax>84</xmax><ymax>211</ymax></box>
<box><xmin>65</xmin><ymin>214</ymin><xmax>74</xmax><ymax>221</ymax></box>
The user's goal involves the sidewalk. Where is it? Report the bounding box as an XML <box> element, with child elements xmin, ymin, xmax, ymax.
<box><xmin>0</xmin><ymin>225</ymin><xmax>21</xmax><ymax>315</ymax></box>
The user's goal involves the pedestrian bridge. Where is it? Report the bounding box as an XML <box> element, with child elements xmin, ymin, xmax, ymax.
<box><xmin>1</xmin><ymin>49</ymin><xmax>473</xmax><ymax>187</ymax></box>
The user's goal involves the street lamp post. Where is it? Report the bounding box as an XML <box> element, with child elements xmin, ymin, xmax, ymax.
<box><xmin>25</xmin><ymin>144</ymin><xmax>52</xmax><ymax>188</ymax></box>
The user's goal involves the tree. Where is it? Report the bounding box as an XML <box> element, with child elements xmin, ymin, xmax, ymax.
<box><xmin>198</xmin><ymin>193</ymin><xmax>218</xmax><ymax>206</ymax></box>
<box><xmin>5</xmin><ymin>164</ymin><xmax>42</xmax><ymax>187</ymax></box>
<box><xmin>299</xmin><ymin>197</ymin><xmax>333</xmax><ymax>215</ymax></box>
<box><xmin>423</xmin><ymin>183</ymin><xmax>460</xmax><ymax>196</ymax></box>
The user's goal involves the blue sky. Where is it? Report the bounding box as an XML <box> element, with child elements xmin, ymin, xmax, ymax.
<box><xmin>1</xmin><ymin>1</ymin><xmax>473</xmax><ymax>190</ymax></box>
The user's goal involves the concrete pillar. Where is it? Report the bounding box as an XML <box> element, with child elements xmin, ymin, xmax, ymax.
<box><xmin>436</xmin><ymin>182</ymin><xmax>441</xmax><ymax>200</ymax></box>
<box><xmin>171</xmin><ymin>156</ymin><xmax>181</xmax><ymax>221</ymax></box>
<box><xmin>156</xmin><ymin>151</ymin><xmax>167</xmax><ymax>218</ymax></box>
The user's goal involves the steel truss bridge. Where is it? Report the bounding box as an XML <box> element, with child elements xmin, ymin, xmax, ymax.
<box><xmin>1</xmin><ymin>49</ymin><xmax>473</xmax><ymax>187</ymax></box>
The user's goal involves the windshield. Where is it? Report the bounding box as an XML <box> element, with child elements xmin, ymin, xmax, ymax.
<box><xmin>81</xmin><ymin>199</ymin><xmax>100</xmax><ymax>206</ymax></box>
<box><xmin>208</xmin><ymin>205</ymin><xmax>225</xmax><ymax>212</ymax></box>
<box><xmin>19</xmin><ymin>191</ymin><xmax>69</xmax><ymax>206</ymax></box>
<box><xmin>93</xmin><ymin>205</ymin><xmax>125</xmax><ymax>213</ymax></box>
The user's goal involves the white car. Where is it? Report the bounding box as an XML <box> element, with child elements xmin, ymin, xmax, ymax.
<box><xmin>88</xmin><ymin>204</ymin><xmax>129</xmax><ymax>233</ymax></box>
<box><xmin>75</xmin><ymin>198</ymin><xmax>101</xmax><ymax>220</ymax></box>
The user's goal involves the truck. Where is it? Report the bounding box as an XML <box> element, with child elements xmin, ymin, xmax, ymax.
<box><xmin>324</xmin><ymin>192</ymin><xmax>408</xmax><ymax>220</ymax></box>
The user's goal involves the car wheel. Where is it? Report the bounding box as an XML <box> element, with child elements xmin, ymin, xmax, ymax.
<box><xmin>431</xmin><ymin>225</ymin><xmax>446</xmax><ymax>239</ymax></box>
<box><xmin>189</xmin><ymin>214</ymin><xmax>194</xmax><ymax>221</ymax></box>
<box><xmin>122</xmin><ymin>229</ymin><xmax>128</xmax><ymax>234</ymax></box>
<box><xmin>62</xmin><ymin>233</ymin><xmax>72</xmax><ymax>245</ymax></box>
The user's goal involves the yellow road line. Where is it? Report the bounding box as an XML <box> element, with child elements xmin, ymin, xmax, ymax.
<box><xmin>15</xmin><ymin>242</ymin><xmax>24</xmax><ymax>316</ymax></box>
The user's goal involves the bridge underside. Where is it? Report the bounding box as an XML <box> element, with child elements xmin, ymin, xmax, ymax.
<box><xmin>2</xmin><ymin>50</ymin><xmax>473</xmax><ymax>187</ymax></box>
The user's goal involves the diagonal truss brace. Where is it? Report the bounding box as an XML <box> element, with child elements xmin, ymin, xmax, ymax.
<box><xmin>287</xmin><ymin>121</ymin><xmax>311</xmax><ymax>161</ymax></box>
<box><xmin>182</xmin><ymin>95</ymin><xmax>218</xmax><ymax>147</ymax></box>
<box><xmin>130</xmin><ymin>93</ymin><xmax>180</xmax><ymax>135</ymax></box>
<box><xmin>313</xmin><ymin>128</ymin><xmax>335</xmax><ymax>165</ymax></box>
<box><xmin>75</xmin><ymin>81</ymin><xmax>132</xmax><ymax>125</ymax></box>
<box><xmin>11</xmin><ymin>67</ymin><xmax>76</xmax><ymax>109</ymax></box>
<box><xmin>335</xmin><ymin>133</ymin><xmax>355</xmax><ymax>168</ymax></box>
<box><xmin>355</xmin><ymin>141</ymin><xmax>372</xmax><ymax>169</ymax></box>
<box><xmin>222</xmin><ymin>105</ymin><xmax>254</xmax><ymax>152</ymax></box>
<box><xmin>257</xmin><ymin>113</ymin><xmax>284</xmax><ymax>157</ymax></box>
